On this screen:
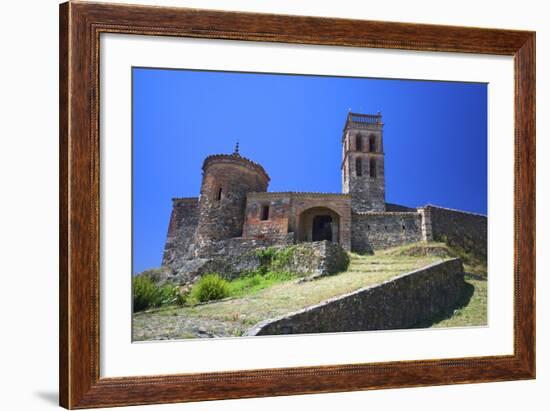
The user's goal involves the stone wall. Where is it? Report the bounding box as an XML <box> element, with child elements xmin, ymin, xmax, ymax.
<box><xmin>160</xmin><ymin>240</ymin><xmax>348</xmax><ymax>286</ymax></box>
<box><xmin>261</xmin><ymin>241</ymin><xmax>349</xmax><ymax>279</ymax></box>
<box><xmin>161</xmin><ymin>198</ymin><xmax>199</xmax><ymax>268</ymax></box>
<box><xmin>246</xmin><ymin>258</ymin><xmax>466</xmax><ymax>336</ymax></box>
<box><xmin>193</xmin><ymin>236</ymin><xmax>293</xmax><ymax>259</ymax></box>
<box><xmin>162</xmin><ymin>236</ymin><xmax>292</xmax><ymax>284</ymax></box>
<box><xmin>351</xmin><ymin>212</ymin><xmax>423</xmax><ymax>253</ymax></box>
<box><xmin>243</xmin><ymin>193</ymin><xmax>292</xmax><ymax>240</ymax></box>
<box><xmin>426</xmin><ymin>205</ymin><xmax>487</xmax><ymax>259</ymax></box>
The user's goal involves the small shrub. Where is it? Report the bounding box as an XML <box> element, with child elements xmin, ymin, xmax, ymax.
<box><xmin>133</xmin><ymin>275</ymin><xmax>163</xmax><ymax>312</ymax></box>
<box><xmin>133</xmin><ymin>274</ymin><xmax>186</xmax><ymax>312</ymax></box>
<box><xmin>190</xmin><ymin>274</ymin><xmax>230</xmax><ymax>303</ymax></box>
<box><xmin>158</xmin><ymin>283</ymin><xmax>187</xmax><ymax>306</ymax></box>
<box><xmin>255</xmin><ymin>247</ymin><xmax>276</xmax><ymax>271</ymax></box>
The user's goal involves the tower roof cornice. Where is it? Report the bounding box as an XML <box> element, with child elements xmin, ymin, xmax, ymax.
<box><xmin>343</xmin><ymin>112</ymin><xmax>384</xmax><ymax>132</ymax></box>
<box><xmin>202</xmin><ymin>153</ymin><xmax>270</xmax><ymax>182</ymax></box>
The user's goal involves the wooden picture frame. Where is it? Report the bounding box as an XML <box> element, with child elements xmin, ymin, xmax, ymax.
<box><xmin>59</xmin><ymin>1</ymin><xmax>535</xmax><ymax>408</ymax></box>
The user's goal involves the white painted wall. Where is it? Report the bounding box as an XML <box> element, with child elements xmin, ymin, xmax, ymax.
<box><xmin>0</xmin><ymin>1</ymin><xmax>547</xmax><ymax>410</ymax></box>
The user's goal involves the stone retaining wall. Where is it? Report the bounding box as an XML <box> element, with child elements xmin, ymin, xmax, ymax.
<box><xmin>246</xmin><ymin>258</ymin><xmax>466</xmax><ymax>336</ymax></box>
<box><xmin>262</xmin><ymin>240</ymin><xmax>349</xmax><ymax>278</ymax></box>
<box><xmin>426</xmin><ymin>205</ymin><xmax>487</xmax><ymax>259</ymax></box>
<box><xmin>160</xmin><ymin>240</ymin><xmax>349</xmax><ymax>286</ymax></box>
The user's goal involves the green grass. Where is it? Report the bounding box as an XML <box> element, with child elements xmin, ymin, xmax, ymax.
<box><xmin>226</xmin><ymin>271</ymin><xmax>296</xmax><ymax>297</ymax></box>
<box><xmin>184</xmin><ymin>271</ymin><xmax>297</xmax><ymax>305</ymax></box>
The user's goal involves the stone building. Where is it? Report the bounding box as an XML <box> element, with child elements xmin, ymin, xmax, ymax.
<box><xmin>162</xmin><ymin>112</ymin><xmax>487</xmax><ymax>271</ymax></box>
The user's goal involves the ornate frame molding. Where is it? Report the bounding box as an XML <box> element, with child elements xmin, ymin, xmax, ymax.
<box><xmin>59</xmin><ymin>1</ymin><xmax>535</xmax><ymax>408</ymax></box>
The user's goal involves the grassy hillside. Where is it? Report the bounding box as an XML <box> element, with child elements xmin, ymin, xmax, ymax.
<box><xmin>133</xmin><ymin>242</ymin><xmax>481</xmax><ymax>341</ymax></box>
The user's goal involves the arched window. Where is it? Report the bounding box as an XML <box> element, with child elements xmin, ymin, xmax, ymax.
<box><xmin>356</xmin><ymin>134</ymin><xmax>363</xmax><ymax>151</ymax></box>
<box><xmin>356</xmin><ymin>157</ymin><xmax>363</xmax><ymax>176</ymax></box>
<box><xmin>370</xmin><ymin>158</ymin><xmax>377</xmax><ymax>178</ymax></box>
<box><xmin>369</xmin><ymin>134</ymin><xmax>376</xmax><ymax>152</ymax></box>
<box><xmin>215</xmin><ymin>187</ymin><xmax>222</xmax><ymax>201</ymax></box>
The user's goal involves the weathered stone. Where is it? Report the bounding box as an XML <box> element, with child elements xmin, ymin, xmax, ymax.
<box><xmin>245</xmin><ymin>258</ymin><xmax>466</xmax><ymax>336</ymax></box>
<box><xmin>161</xmin><ymin>198</ymin><xmax>199</xmax><ymax>267</ymax></box>
<box><xmin>262</xmin><ymin>241</ymin><xmax>350</xmax><ymax>278</ymax></box>
<box><xmin>158</xmin><ymin>241</ymin><xmax>348</xmax><ymax>286</ymax></box>
<box><xmin>426</xmin><ymin>205</ymin><xmax>487</xmax><ymax>260</ymax></box>
<box><xmin>351</xmin><ymin>211</ymin><xmax>424</xmax><ymax>253</ymax></box>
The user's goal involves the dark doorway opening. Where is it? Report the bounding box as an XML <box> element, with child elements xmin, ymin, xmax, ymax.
<box><xmin>312</xmin><ymin>215</ymin><xmax>333</xmax><ymax>242</ymax></box>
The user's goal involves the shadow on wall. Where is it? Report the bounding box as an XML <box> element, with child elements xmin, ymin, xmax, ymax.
<box><xmin>411</xmin><ymin>281</ymin><xmax>475</xmax><ymax>328</ymax></box>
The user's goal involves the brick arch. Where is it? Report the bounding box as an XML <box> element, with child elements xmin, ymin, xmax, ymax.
<box><xmin>297</xmin><ymin>206</ymin><xmax>342</xmax><ymax>244</ymax></box>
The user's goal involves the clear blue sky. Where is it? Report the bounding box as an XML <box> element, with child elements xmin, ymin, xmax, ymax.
<box><xmin>132</xmin><ymin>67</ymin><xmax>487</xmax><ymax>273</ymax></box>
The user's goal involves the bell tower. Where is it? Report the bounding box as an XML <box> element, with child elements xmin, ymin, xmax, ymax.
<box><xmin>341</xmin><ymin>112</ymin><xmax>385</xmax><ymax>212</ymax></box>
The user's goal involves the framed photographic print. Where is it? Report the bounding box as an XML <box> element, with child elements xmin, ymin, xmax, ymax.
<box><xmin>59</xmin><ymin>1</ymin><xmax>535</xmax><ymax>408</ymax></box>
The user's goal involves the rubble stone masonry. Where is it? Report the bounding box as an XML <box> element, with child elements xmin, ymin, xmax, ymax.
<box><xmin>161</xmin><ymin>198</ymin><xmax>199</xmax><ymax>268</ymax></box>
<box><xmin>351</xmin><ymin>211</ymin><xmax>423</xmax><ymax>253</ymax></box>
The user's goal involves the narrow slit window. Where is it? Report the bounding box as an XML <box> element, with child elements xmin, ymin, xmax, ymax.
<box><xmin>356</xmin><ymin>157</ymin><xmax>363</xmax><ymax>176</ymax></box>
<box><xmin>260</xmin><ymin>205</ymin><xmax>270</xmax><ymax>221</ymax></box>
<box><xmin>215</xmin><ymin>187</ymin><xmax>222</xmax><ymax>201</ymax></box>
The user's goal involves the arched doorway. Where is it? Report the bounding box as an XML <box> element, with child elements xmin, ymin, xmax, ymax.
<box><xmin>298</xmin><ymin>207</ymin><xmax>340</xmax><ymax>244</ymax></box>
